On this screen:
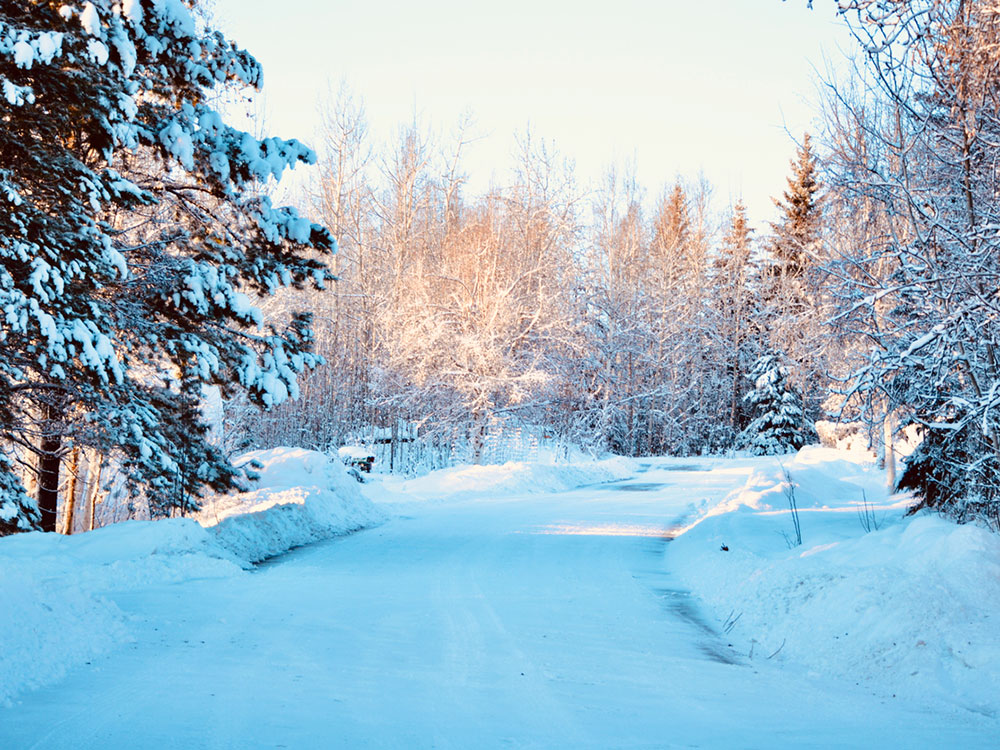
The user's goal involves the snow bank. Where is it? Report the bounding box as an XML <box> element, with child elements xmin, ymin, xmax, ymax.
<box><xmin>667</xmin><ymin>446</ymin><xmax>1000</xmax><ymax>717</ymax></box>
<box><xmin>385</xmin><ymin>455</ymin><xmax>636</xmax><ymax>501</ymax></box>
<box><xmin>0</xmin><ymin>448</ymin><xmax>382</xmax><ymax>705</ymax></box>
<box><xmin>0</xmin><ymin>518</ymin><xmax>242</xmax><ymax>705</ymax></box>
<box><xmin>196</xmin><ymin>447</ymin><xmax>386</xmax><ymax>563</ymax></box>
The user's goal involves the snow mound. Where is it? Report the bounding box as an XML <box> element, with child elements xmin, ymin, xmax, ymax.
<box><xmin>196</xmin><ymin>447</ymin><xmax>386</xmax><ymax>562</ymax></box>
<box><xmin>386</xmin><ymin>456</ymin><xmax>635</xmax><ymax>501</ymax></box>
<box><xmin>0</xmin><ymin>518</ymin><xmax>242</xmax><ymax>705</ymax></box>
<box><xmin>667</xmin><ymin>445</ymin><xmax>1000</xmax><ymax>717</ymax></box>
<box><xmin>0</xmin><ymin>447</ymin><xmax>382</xmax><ymax>705</ymax></box>
<box><xmin>0</xmin><ymin>566</ymin><xmax>126</xmax><ymax>706</ymax></box>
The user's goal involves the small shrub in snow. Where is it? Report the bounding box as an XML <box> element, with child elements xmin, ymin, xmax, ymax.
<box><xmin>856</xmin><ymin>491</ymin><xmax>882</xmax><ymax>533</ymax></box>
<box><xmin>781</xmin><ymin>467</ymin><xmax>803</xmax><ymax>548</ymax></box>
<box><xmin>898</xmin><ymin>421</ymin><xmax>1000</xmax><ymax>530</ymax></box>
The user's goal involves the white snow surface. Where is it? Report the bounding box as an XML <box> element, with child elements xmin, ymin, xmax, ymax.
<box><xmin>0</xmin><ymin>448</ymin><xmax>382</xmax><ymax>706</ymax></box>
<box><xmin>385</xmin><ymin>454</ymin><xmax>634</xmax><ymax>501</ymax></box>
<box><xmin>0</xmin><ymin>447</ymin><xmax>997</xmax><ymax>747</ymax></box>
<box><xmin>337</xmin><ymin>444</ymin><xmax>373</xmax><ymax>461</ymax></box>
<box><xmin>79</xmin><ymin>3</ymin><xmax>101</xmax><ymax>37</ymax></box>
<box><xmin>196</xmin><ymin>447</ymin><xmax>386</xmax><ymax>563</ymax></box>
<box><xmin>0</xmin><ymin>518</ymin><xmax>241</xmax><ymax>705</ymax></box>
<box><xmin>667</xmin><ymin>445</ymin><xmax>1000</xmax><ymax>718</ymax></box>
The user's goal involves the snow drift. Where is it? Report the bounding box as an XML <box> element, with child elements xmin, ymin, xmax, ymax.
<box><xmin>0</xmin><ymin>448</ymin><xmax>382</xmax><ymax>705</ymax></box>
<box><xmin>667</xmin><ymin>446</ymin><xmax>1000</xmax><ymax>718</ymax></box>
<box><xmin>196</xmin><ymin>447</ymin><xmax>386</xmax><ymax>563</ymax></box>
<box><xmin>384</xmin><ymin>455</ymin><xmax>636</xmax><ymax>501</ymax></box>
<box><xmin>0</xmin><ymin>517</ymin><xmax>242</xmax><ymax>705</ymax></box>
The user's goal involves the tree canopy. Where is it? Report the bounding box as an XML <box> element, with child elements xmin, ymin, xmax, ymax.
<box><xmin>0</xmin><ymin>0</ymin><xmax>333</xmax><ymax>532</ymax></box>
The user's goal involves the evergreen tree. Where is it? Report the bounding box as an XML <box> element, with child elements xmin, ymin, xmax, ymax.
<box><xmin>0</xmin><ymin>0</ymin><xmax>332</xmax><ymax>533</ymax></box>
<box><xmin>764</xmin><ymin>133</ymin><xmax>829</xmax><ymax>420</ymax></box>
<box><xmin>739</xmin><ymin>353</ymin><xmax>816</xmax><ymax>456</ymax></box>
<box><xmin>767</xmin><ymin>133</ymin><xmax>821</xmax><ymax>285</ymax></box>
<box><xmin>651</xmin><ymin>182</ymin><xmax>691</xmax><ymax>283</ymax></box>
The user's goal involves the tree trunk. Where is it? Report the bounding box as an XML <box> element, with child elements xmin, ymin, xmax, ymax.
<box><xmin>36</xmin><ymin>401</ymin><xmax>64</xmax><ymax>534</ymax></box>
<box><xmin>86</xmin><ymin>451</ymin><xmax>104</xmax><ymax>531</ymax></box>
<box><xmin>731</xmin><ymin>326</ymin><xmax>744</xmax><ymax>436</ymax></box>
<box><xmin>883</xmin><ymin>411</ymin><xmax>896</xmax><ymax>490</ymax></box>
<box><xmin>390</xmin><ymin>418</ymin><xmax>398</xmax><ymax>473</ymax></box>
<box><xmin>62</xmin><ymin>446</ymin><xmax>81</xmax><ymax>534</ymax></box>
<box><xmin>471</xmin><ymin>411</ymin><xmax>486</xmax><ymax>465</ymax></box>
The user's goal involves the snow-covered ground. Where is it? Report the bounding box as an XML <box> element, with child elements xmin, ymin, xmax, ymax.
<box><xmin>0</xmin><ymin>448</ymin><xmax>384</xmax><ymax>706</ymax></box>
<box><xmin>382</xmin><ymin>453</ymin><xmax>635</xmax><ymax>501</ymax></box>
<box><xmin>666</xmin><ymin>446</ymin><xmax>1000</xmax><ymax>719</ymax></box>
<box><xmin>1</xmin><ymin>447</ymin><xmax>997</xmax><ymax>747</ymax></box>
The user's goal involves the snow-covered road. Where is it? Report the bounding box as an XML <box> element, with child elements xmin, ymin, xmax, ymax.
<box><xmin>3</xmin><ymin>468</ymin><xmax>994</xmax><ymax>748</ymax></box>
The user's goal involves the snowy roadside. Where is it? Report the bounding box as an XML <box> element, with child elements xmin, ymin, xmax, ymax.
<box><xmin>196</xmin><ymin>447</ymin><xmax>386</xmax><ymax>563</ymax></box>
<box><xmin>5</xmin><ymin>444</ymin><xmax>999</xmax><ymax>726</ymax></box>
<box><xmin>379</xmin><ymin>454</ymin><xmax>637</xmax><ymax>503</ymax></box>
<box><xmin>666</xmin><ymin>446</ymin><xmax>1000</xmax><ymax>719</ymax></box>
<box><xmin>0</xmin><ymin>448</ymin><xmax>383</xmax><ymax>705</ymax></box>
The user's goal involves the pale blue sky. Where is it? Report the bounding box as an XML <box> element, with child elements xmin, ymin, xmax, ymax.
<box><xmin>212</xmin><ymin>0</ymin><xmax>855</xmax><ymax>226</ymax></box>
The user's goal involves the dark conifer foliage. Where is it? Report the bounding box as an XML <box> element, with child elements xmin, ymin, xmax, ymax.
<box><xmin>0</xmin><ymin>451</ymin><xmax>39</xmax><ymax>535</ymax></box>
<box><xmin>762</xmin><ymin>133</ymin><xmax>831</xmax><ymax>422</ymax></box>
<box><xmin>0</xmin><ymin>0</ymin><xmax>332</xmax><ymax>532</ymax></box>
<box><xmin>898</xmin><ymin>421</ymin><xmax>1000</xmax><ymax>527</ymax></box>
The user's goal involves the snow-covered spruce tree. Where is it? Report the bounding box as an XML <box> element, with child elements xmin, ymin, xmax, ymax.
<box><xmin>739</xmin><ymin>353</ymin><xmax>816</xmax><ymax>456</ymax></box>
<box><xmin>766</xmin><ymin>133</ymin><xmax>821</xmax><ymax>286</ymax></box>
<box><xmin>0</xmin><ymin>1</ymin><xmax>332</xmax><ymax>532</ymax></box>
<box><xmin>762</xmin><ymin>134</ymin><xmax>829</xmax><ymax>421</ymax></box>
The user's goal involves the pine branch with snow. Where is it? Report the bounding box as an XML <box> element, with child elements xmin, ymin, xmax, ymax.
<box><xmin>0</xmin><ymin>0</ymin><xmax>334</xmax><ymax>531</ymax></box>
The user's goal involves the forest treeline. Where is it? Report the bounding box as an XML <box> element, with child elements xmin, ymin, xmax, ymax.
<box><xmin>2</xmin><ymin>0</ymin><xmax>999</xmax><ymax>535</ymax></box>
<box><xmin>241</xmin><ymin>96</ymin><xmax>831</xmax><ymax>465</ymax></box>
